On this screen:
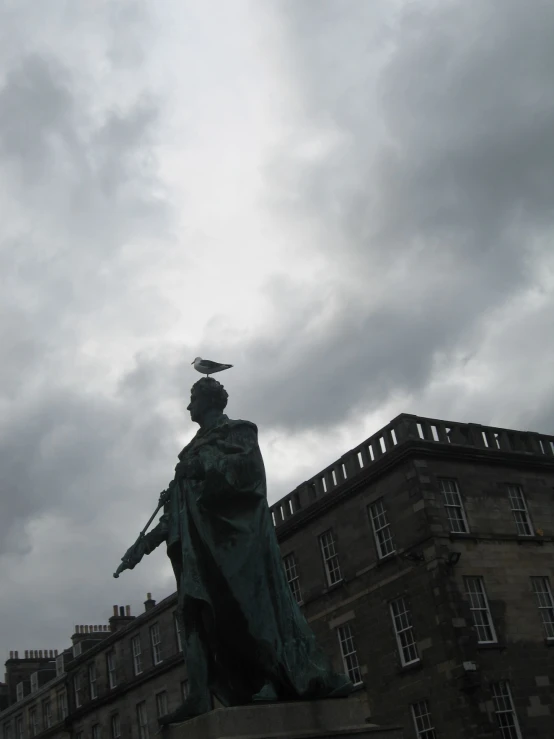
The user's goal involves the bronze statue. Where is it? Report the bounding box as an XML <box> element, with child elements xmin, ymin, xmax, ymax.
<box><xmin>115</xmin><ymin>377</ymin><xmax>353</xmax><ymax>725</ymax></box>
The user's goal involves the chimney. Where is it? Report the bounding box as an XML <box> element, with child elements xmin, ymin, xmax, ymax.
<box><xmin>109</xmin><ymin>604</ymin><xmax>135</xmax><ymax>633</ymax></box>
<box><xmin>9</xmin><ymin>651</ymin><xmax>13</xmax><ymax>659</ymax></box>
<box><xmin>25</xmin><ymin>651</ymin><xmax>29</xmax><ymax>659</ymax></box>
<box><xmin>144</xmin><ymin>593</ymin><xmax>156</xmax><ymax>612</ymax></box>
<box><xmin>15</xmin><ymin>651</ymin><xmax>18</xmax><ymax>659</ymax></box>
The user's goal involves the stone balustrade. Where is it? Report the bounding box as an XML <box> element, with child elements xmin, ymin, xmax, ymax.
<box><xmin>269</xmin><ymin>413</ymin><xmax>554</xmax><ymax>528</ymax></box>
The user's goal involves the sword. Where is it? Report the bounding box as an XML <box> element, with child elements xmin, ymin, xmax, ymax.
<box><xmin>113</xmin><ymin>488</ymin><xmax>171</xmax><ymax>578</ymax></box>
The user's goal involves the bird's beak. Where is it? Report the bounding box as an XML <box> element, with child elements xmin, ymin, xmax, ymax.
<box><xmin>190</xmin><ymin>361</ymin><xmax>194</xmax><ymax>364</ymax></box>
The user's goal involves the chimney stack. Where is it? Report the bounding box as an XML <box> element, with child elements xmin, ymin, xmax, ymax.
<box><xmin>109</xmin><ymin>604</ymin><xmax>135</xmax><ymax>633</ymax></box>
<box><xmin>25</xmin><ymin>651</ymin><xmax>29</xmax><ymax>659</ymax></box>
<box><xmin>144</xmin><ymin>593</ymin><xmax>156</xmax><ymax>612</ymax></box>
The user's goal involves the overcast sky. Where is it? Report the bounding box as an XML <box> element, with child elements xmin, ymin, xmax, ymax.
<box><xmin>1</xmin><ymin>0</ymin><xmax>554</xmax><ymax>663</ymax></box>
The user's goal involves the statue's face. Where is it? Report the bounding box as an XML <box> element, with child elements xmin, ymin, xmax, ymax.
<box><xmin>187</xmin><ymin>391</ymin><xmax>211</xmax><ymax>423</ymax></box>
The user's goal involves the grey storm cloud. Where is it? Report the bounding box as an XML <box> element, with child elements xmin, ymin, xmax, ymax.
<box><xmin>216</xmin><ymin>0</ymin><xmax>554</xmax><ymax>430</ymax></box>
<box><xmin>1</xmin><ymin>0</ymin><xmax>554</xmax><ymax>662</ymax></box>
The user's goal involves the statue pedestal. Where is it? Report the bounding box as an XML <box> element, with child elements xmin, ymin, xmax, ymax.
<box><xmin>166</xmin><ymin>699</ymin><xmax>403</xmax><ymax>739</ymax></box>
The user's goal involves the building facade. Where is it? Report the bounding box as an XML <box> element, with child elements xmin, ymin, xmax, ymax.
<box><xmin>2</xmin><ymin>412</ymin><xmax>554</xmax><ymax>738</ymax></box>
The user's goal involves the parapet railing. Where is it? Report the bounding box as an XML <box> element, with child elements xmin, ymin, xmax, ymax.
<box><xmin>269</xmin><ymin>413</ymin><xmax>554</xmax><ymax>528</ymax></box>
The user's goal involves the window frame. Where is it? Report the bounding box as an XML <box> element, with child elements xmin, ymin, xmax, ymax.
<box><xmin>390</xmin><ymin>596</ymin><xmax>420</xmax><ymax>667</ymax></box>
<box><xmin>107</xmin><ymin>649</ymin><xmax>117</xmax><ymax>689</ymax></box>
<box><xmin>74</xmin><ymin>673</ymin><xmax>82</xmax><ymax>708</ymax></box>
<box><xmin>57</xmin><ymin>689</ymin><xmax>68</xmax><ymax>721</ymax></box>
<box><xmin>174</xmin><ymin>612</ymin><xmax>183</xmax><ymax>652</ymax></box>
<box><xmin>14</xmin><ymin>718</ymin><xmax>23</xmax><ymax>739</ymax></box>
<box><xmin>439</xmin><ymin>478</ymin><xmax>469</xmax><ymax>533</ymax></box>
<box><xmin>319</xmin><ymin>529</ymin><xmax>342</xmax><ymax>586</ymax></box>
<box><xmin>491</xmin><ymin>681</ymin><xmax>522</xmax><ymax>739</ymax></box>
<box><xmin>3</xmin><ymin>722</ymin><xmax>13</xmax><ymax>739</ymax></box>
<box><xmin>132</xmin><ymin>635</ymin><xmax>143</xmax><ymax>676</ymax></box>
<box><xmin>42</xmin><ymin>699</ymin><xmax>52</xmax><ymax>729</ymax></box>
<box><xmin>28</xmin><ymin>707</ymin><xmax>38</xmax><ymax>738</ymax></box>
<box><xmin>89</xmin><ymin>661</ymin><xmax>98</xmax><ymax>700</ymax></box>
<box><xmin>507</xmin><ymin>485</ymin><xmax>533</xmax><ymax>537</ymax></box>
<box><xmin>156</xmin><ymin>691</ymin><xmax>168</xmax><ymax>718</ymax></box>
<box><xmin>111</xmin><ymin>713</ymin><xmax>121</xmax><ymax>739</ymax></box>
<box><xmin>411</xmin><ymin>700</ymin><xmax>437</xmax><ymax>739</ymax></box>
<box><xmin>30</xmin><ymin>672</ymin><xmax>39</xmax><ymax>694</ymax></box>
<box><xmin>283</xmin><ymin>552</ymin><xmax>303</xmax><ymax>604</ymax></box>
<box><xmin>150</xmin><ymin>622</ymin><xmax>163</xmax><ymax>665</ymax></box>
<box><xmin>136</xmin><ymin>700</ymin><xmax>149</xmax><ymax>739</ymax></box>
<box><xmin>530</xmin><ymin>576</ymin><xmax>554</xmax><ymax>640</ymax></box>
<box><xmin>55</xmin><ymin>653</ymin><xmax>64</xmax><ymax>677</ymax></box>
<box><xmin>337</xmin><ymin>622</ymin><xmax>362</xmax><ymax>686</ymax></box>
<box><xmin>464</xmin><ymin>576</ymin><xmax>497</xmax><ymax>644</ymax></box>
<box><xmin>369</xmin><ymin>498</ymin><xmax>395</xmax><ymax>559</ymax></box>
<box><xmin>92</xmin><ymin>724</ymin><xmax>102</xmax><ymax>739</ymax></box>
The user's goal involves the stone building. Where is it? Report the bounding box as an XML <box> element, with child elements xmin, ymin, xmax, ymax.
<box><xmin>2</xmin><ymin>412</ymin><xmax>553</xmax><ymax>738</ymax></box>
<box><xmin>268</xmin><ymin>413</ymin><xmax>554</xmax><ymax>739</ymax></box>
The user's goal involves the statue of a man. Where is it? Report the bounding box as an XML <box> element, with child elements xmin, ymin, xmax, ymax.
<box><xmin>117</xmin><ymin>377</ymin><xmax>353</xmax><ymax>725</ymax></box>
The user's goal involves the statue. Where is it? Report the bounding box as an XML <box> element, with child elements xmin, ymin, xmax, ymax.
<box><xmin>115</xmin><ymin>377</ymin><xmax>353</xmax><ymax>725</ymax></box>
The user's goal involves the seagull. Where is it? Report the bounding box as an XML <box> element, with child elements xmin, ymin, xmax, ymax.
<box><xmin>192</xmin><ymin>357</ymin><xmax>233</xmax><ymax>377</ymax></box>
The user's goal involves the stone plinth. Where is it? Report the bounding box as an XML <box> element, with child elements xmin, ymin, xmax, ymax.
<box><xmin>167</xmin><ymin>700</ymin><xmax>403</xmax><ymax>739</ymax></box>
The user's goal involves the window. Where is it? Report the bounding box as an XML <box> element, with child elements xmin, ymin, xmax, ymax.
<box><xmin>3</xmin><ymin>723</ymin><xmax>13</xmax><ymax>739</ymax></box>
<box><xmin>369</xmin><ymin>498</ymin><xmax>395</xmax><ymax>558</ymax></box>
<box><xmin>57</xmin><ymin>689</ymin><xmax>68</xmax><ymax>720</ymax></box>
<box><xmin>156</xmin><ymin>691</ymin><xmax>168</xmax><ymax>718</ymax></box>
<box><xmin>15</xmin><ymin>718</ymin><xmax>22</xmax><ymax>739</ymax></box>
<box><xmin>75</xmin><ymin>733</ymin><xmax>84</xmax><ymax>739</ymax></box>
<box><xmin>107</xmin><ymin>650</ymin><xmax>117</xmax><ymax>688</ymax></box>
<box><xmin>337</xmin><ymin>623</ymin><xmax>362</xmax><ymax>685</ymax></box>
<box><xmin>439</xmin><ymin>478</ymin><xmax>469</xmax><ymax>533</ymax></box>
<box><xmin>508</xmin><ymin>485</ymin><xmax>533</xmax><ymax>536</ymax></box>
<box><xmin>30</xmin><ymin>671</ymin><xmax>39</xmax><ymax>694</ymax></box>
<box><xmin>89</xmin><ymin>662</ymin><xmax>97</xmax><ymax>699</ymax></box>
<box><xmin>181</xmin><ymin>680</ymin><xmax>189</xmax><ymax>700</ymax></box>
<box><xmin>132</xmin><ymin>635</ymin><xmax>143</xmax><ymax>675</ymax></box>
<box><xmin>92</xmin><ymin>725</ymin><xmax>101</xmax><ymax>739</ymax></box>
<box><xmin>111</xmin><ymin>714</ymin><xmax>121</xmax><ymax>739</ymax></box>
<box><xmin>55</xmin><ymin>653</ymin><xmax>64</xmax><ymax>676</ymax></box>
<box><xmin>491</xmin><ymin>681</ymin><xmax>522</xmax><ymax>739</ymax></box>
<box><xmin>390</xmin><ymin>597</ymin><xmax>419</xmax><ymax>666</ymax></box>
<box><xmin>319</xmin><ymin>530</ymin><xmax>342</xmax><ymax>586</ymax></box>
<box><xmin>74</xmin><ymin>673</ymin><xmax>82</xmax><ymax>708</ymax></box>
<box><xmin>283</xmin><ymin>553</ymin><xmax>303</xmax><ymax>604</ymax></box>
<box><xmin>464</xmin><ymin>576</ymin><xmax>497</xmax><ymax>643</ymax></box>
<box><xmin>174</xmin><ymin>612</ymin><xmax>183</xmax><ymax>652</ymax></box>
<box><xmin>15</xmin><ymin>683</ymin><xmax>23</xmax><ymax>702</ymax></box>
<box><xmin>42</xmin><ymin>699</ymin><xmax>52</xmax><ymax>729</ymax></box>
<box><xmin>531</xmin><ymin>576</ymin><xmax>554</xmax><ymax>639</ymax></box>
<box><xmin>137</xmin><ymin>701</ymin><xmax>149</xmax><ymax>739</ymax></box>
<box><xmin>411</xmin><ymin>700</ymin><xmax>436</xmax><ymax>739</ymax></box>
<box><xmin>73</xmin><ymin>641</ymin><xmax>82</xmax><ymax>658</ymax></box>
<box><xmin>28</xmin><ymin>707</ymin><xmax>38</xmax><ymax>737</ymax></box>
<box><xmin>150</xmin><ymin>623</ymin><xmax>162</xmax><ymax>665</ymax></box>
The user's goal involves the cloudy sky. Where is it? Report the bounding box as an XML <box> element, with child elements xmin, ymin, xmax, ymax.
<box><xmin>1</xmin><ymin>0</ymin><xmax>554</xmax><ymax>661</ymax></box>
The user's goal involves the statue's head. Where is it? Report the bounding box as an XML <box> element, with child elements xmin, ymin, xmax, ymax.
<box><xmin>187</xmin><ymin>377</ymin><xmax>228</xmax><ymax>425</ymax></box>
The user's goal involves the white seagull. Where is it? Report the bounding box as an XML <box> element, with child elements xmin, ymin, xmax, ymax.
<box><xmin>192</xmin><ymin>357</ymin><xmax>233</xmax><ymax>377</ymax></box>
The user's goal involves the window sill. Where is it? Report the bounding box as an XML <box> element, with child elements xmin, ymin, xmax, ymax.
<box><xmin>477</xmin><ymin>642</ymin><xmax>506</xmax><ymax>651</ymax></box>
<box><xmin>399</xmin><ymin>659</ymin><xmax>422</xmax><ymax>674</ymax></box>
<box><xmin>375</xmin><ymin>552</ymin><xmax>397</xmax><ymax>567</ymax></box>
<box><xmin>322</xmin><ymin>580</ymin><xmax>345</xmax><ymax>595</ymax></box>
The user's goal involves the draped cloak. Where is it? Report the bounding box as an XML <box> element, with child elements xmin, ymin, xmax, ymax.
<box><xmin>143</xmin><ymin>414</ymin><xmax>353</xmax><ymax>706</ymax></box>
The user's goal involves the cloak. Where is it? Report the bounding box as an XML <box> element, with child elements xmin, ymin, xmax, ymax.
<box><xmin>143</xmin><ymin>414</ymin><xmax>353</xmax><ymax>706</ymax></box>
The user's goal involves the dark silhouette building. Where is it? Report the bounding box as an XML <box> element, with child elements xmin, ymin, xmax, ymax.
<box><xmin>2</xmin><ymin>413</ymin><xmax>553</xmax><ymax>738</ymax></box>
